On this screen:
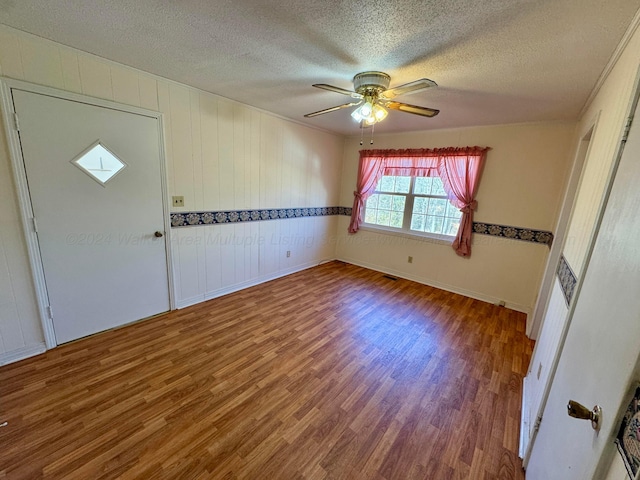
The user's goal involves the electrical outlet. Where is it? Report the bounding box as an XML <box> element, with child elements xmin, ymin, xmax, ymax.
<box><xmin>286</xmin><ymin>250</ymin><xmax>291</xmax><ymax>258</ymax></box>
<box><xmin>172</xmin><ymin>196</ymin><xmax>184</xmax><ymax>207</ymax></box>
<box><xmin>408</xmin><ymin>256</ymin><xmax>413</xmax><ymax>263</ymax></box>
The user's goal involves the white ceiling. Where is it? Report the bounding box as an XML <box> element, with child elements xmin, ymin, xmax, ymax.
<box><xmin>1</xmin><ymin>0</ymin><xmax>639</xmax><ymax>135</ymax></box>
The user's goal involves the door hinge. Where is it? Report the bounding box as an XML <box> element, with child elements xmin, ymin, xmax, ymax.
<box><xmin>533</xmin><ymin>415</ymin><xmax>543</xmax><ymax>433</ymax></box>
<box><xmin>622</xmin><ymin>114</ymin><xmax>634</xmax><ymax>143</ymax></box>
<box><xmin>46</xmin><ymin>305</ymin><xmax>53</xmax><ymax>319</ymax></box>
<box><xmin>13</xmin><ymin>112</ymin><xmax>20</xmax><ymax>132</ymax></box>
<box><xmin>32</xmin><ymin>217</ymin><xmax>38</xmax><ymax>233</ymax></box>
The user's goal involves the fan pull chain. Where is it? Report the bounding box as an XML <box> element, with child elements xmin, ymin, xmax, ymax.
<box><xmin>359</xmin><ymin>121</ymin><xmax>364</xmax><ymax>146</ymax></box>
<box><xmin>370</xmin><ymin>122</ymin><xmax>375</xmax><ymax>145</ymax></box>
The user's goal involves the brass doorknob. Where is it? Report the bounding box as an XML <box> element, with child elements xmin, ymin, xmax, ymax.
<box><xmin>567</xmin><ymin>400</ymin><xmax>602</xmax><ymax>431</ymax></box>
<box><xmin>154</xmin><ymin>231</ymin><xmax>164</xmax><ymax>238</ymax></box>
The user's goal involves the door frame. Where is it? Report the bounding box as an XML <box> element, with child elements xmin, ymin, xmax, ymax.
<box><xmin>0</xmin><ymin>77</ymin><xmax>176</xmax><ymax>349</ymax></box>
<box><xmin>519</xmin><ymin>113</ymin><xmax>598</xmax><ymax>459</ymax></box>
<box><xmin>526</xmin><ymin>111</ymin><xmax>599</xmax><ymax>340</ymax></box>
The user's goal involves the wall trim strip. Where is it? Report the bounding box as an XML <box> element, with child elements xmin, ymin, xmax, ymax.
<box><xmin>472</xmin><ymin>222</ymin><xmax>554</xmax><ymax>246</ymax></box>
<box><xmin>557</xmin><ymin>255</ymin><xmax>577</xmax><ymax>306</ymax></box>
<box><xmin>170</xmin><ymin>207</ymin><xmax>349</xmax><ymax>227</ymax></box>
<box><xmin>171</xmin><ymin>207</ymin><xmax>554</xmax><ymax>247</ymax></box>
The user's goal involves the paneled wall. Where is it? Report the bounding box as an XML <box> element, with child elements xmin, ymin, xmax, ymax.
<box><xmin>562</xmin><ymin>37</ymin><xmax>640</xmax><ymax>277</ymax></box>
<box><xmin>0</xmin><ymin>26</ymin><xmax>344</xmax><ymax>362</ymax></box>
<box><xmin>336</xmin><ymin>123</ymin><xmax>575</xmax><ymax>314</ymax></box>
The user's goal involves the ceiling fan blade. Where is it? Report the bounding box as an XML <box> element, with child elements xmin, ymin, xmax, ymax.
<box><xmin>384</xmin><ymin>101</ymin><xmax>440</xmax><ymax>118</ymax></box>
<box><xmin>304</xmin><ymin>101</ymin><xmax>362</xmax><ymax>118</ymax></box>
<box><xmin>382</xmin><ymin>78</ymin><xmax>437</xmax><ymax>99</ymax></box>
<box><xmin>313</xmin><ymin>84</ymin><xmax>363</xmax><ymax>98</ymax></box>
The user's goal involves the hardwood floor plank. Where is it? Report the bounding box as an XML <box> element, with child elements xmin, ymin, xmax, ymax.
<box><xmin>0</xmin><ymin>261</ymin><xmax>533</xmax><ymax>479</ymax></box>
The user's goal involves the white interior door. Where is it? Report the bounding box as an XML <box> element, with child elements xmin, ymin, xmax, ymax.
<box><xmin>13</xmin><ymin>89</ymin><xmax>170</xmax><ymax>344</ymax></box>
<box><xmin>526</xmin><ymin>95</ymin><xmax>640</xmax><ymax>478</ymax></box>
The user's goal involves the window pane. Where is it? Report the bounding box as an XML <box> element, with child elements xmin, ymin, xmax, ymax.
<box><xmin>364</xmin><ymin>207</ymin><xmax>376</xmax><ymax>223</ymax></box>
<box><xmin>71</xmin><ymin>142</ymin><xmax>126</xmax><ymax>186</ymax></box>
<box><xmin>378</xmin><ymin>176</ymin><xmax>395</xmax><ymax>192</ymax></box>
<box><xmin>378</xmin><ymin>194</ymin><xmax>392</xmax><ymax>209</ymax></box>
<box><xmin>391</xmin><ymin>195</ymin><xmax>406</xmax><ymax>212</ymax></box>
<box><xmin>425</xmin><ymin>215</ymin><xmax>444</xmax><ymax>234</ymax></box>
<box><xmin>377</xmin><ymin>210</ymin><xmax>391</xmax><ymax>226</ymax></box>
<box><xmin>394</xmin><ymin>176</ymin><xmax>411</xmax><ymax>193</ymax></box>
<box><xmin>413</xmin><ymin>196</ymin><xmax>427</xmax><ymax>215</ymax></box>
<box><xmin>414</xmin><ymin>177</ymin><xmax>432</xmax><ymax>195</ymax></box>
<box><xmin>410</xmin><ymin>214</ymin><xmax>425</xmax><ymax>231</ymax></box>
<box><xmin>444</xmin><ymin>217</ymin><xmax>460</xmax><ymax>236</ymax></box>
<box><xmin>390</xmin><ymin>211</ymin><xmax>404</xmax><ymax>228</ymax></box>
<box><xmin>445</xmin><ymin>201</ymin><xmax>462</xmax><ymax>219</ymax></box>
<box><xmin>427</xmin><ymin>198</ymin><xmax>448</xmax><ymax>216</ymax></box>
<box><xmin>432</xmin><ymin>177</ymin><xmax>447</xmax><ymax>196</ymax></box>
<box><xmin>366</xmin><ymin>174</ymin><xmax>458</xmax><ymax>237</ymax></box>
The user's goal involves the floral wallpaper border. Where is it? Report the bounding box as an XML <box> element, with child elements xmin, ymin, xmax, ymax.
<box><xmin>557</xmin><ymin>255</ymin><xmax>577</xmax><ymax>306</ymax></box>
<box><xmin>170</xmin><ymin>208</ymin><xmax>554</xmax><ymax>248</ymax></box>
<box><xmin>171</xmin><ymin>207</ymin><xmax>350</xmax><ymax>227</ymax></box>
<box><xmin>472</xmin><ymin>222</ymin><xmax>553</xmax><ymax>246</ymax></box>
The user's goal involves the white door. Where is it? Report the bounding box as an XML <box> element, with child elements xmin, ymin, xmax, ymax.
<box><xmin>13</xmin><ymin>89</ymin><xmax>170</xmax><ymax>344</ymax></box>
<box><xmin>526</xmin><ymin>98</ymin><xmax>640</xmax><ymax>477</ymax></box>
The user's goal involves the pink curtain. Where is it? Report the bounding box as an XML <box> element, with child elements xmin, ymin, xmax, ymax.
<box><xmin>348</xmin><ymin>147</ymin><xmax>489</xmax><ymax>257</ymax></box>
<box><xmin>436</xmin><ymin>147</ymin><xmax>488</xmax><ymax>257</ymax></box>
<box><xmin>347</xmin><ymin>153</ymin><xmax>386</xmax><ymax>233</ymax></box>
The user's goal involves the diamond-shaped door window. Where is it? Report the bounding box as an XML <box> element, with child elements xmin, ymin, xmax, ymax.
<box><xmin>70</xmin><ymin>141</ymin><xmax>127</xmax><ymax>186</ymax></box>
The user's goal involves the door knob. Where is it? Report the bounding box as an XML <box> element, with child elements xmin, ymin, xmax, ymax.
<box><xmin>154</xmin><ymin>231</ymin><xmax>164</xmax><ymax>238</ymax></box>
<box><xmin>567</xmin><ymin>400</ymin><xmax>602</xmax><ymax>431</ymax></box>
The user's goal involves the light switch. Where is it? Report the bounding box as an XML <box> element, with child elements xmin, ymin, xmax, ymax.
<box><xmin>172</xmin><ymin>196</ymin><xmax>184</xmax><ymax>207</ymax></box>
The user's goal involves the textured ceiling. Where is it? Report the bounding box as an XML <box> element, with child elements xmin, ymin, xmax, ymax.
<box><xmin>1</xmin><ymin>0</ymin><xmax>639</xmax><ymax>135</ymax></box>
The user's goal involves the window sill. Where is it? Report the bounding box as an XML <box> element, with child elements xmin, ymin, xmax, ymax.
<box><xmin>359</xmin><ymin>224</ymin><xmax>454</xmax><ymax>246</ymax></box>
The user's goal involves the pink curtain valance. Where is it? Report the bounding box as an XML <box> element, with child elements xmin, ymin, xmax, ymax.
<box><xmin>348</xmin><ymin>146</ymin><xmax>489</xmax><ymax>257</ymax></box>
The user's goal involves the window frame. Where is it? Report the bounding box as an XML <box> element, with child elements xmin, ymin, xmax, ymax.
<box><xmin>362</xmin><ymin>174</ymin><xmax>460</xmax><ymax>242</ymax></box>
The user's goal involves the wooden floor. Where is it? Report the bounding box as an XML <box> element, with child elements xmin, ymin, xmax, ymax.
<box><xmin>0</xmin><ymin>261</ymin><xmax>533</xmax><ymax>479</ymax></box>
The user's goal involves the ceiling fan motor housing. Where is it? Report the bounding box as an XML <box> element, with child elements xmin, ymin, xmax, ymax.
<box><xmin>353</xmin><ymin>71</ymin><xmax>391</xmax><ymax>95</ymax></box>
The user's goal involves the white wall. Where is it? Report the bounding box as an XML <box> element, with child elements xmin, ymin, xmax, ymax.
<box><xmin>335</xmin><ymin>123</ymin><xmax>575</xmax><ymax>314</ymax></box>
<box><xmin>0</xmin><ymin>26</ymin><xmax>344</xmax><ymax>363</ymax></box>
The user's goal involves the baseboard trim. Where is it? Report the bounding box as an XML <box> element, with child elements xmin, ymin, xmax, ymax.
<box><xmin>336</xmin><ymin>257</ymin><xmax>532</xmax><ymax>316</ymax></box>
<box><xmin>176</xmin><ymin>259</ymin><xmax>334</xmax><ymax>309</ymax></box>
<box><xmin>0</xmin><ymin>342</ymin><xmax>47</xmax><ymax>366</ymax></box>
<box><xmin>176</xmin><ymin>294</ymin><xmax>207</xmax><ymax>309</ymax></box>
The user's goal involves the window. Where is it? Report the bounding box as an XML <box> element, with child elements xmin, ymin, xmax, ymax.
<box><xmin>349</xmin><ymin>146</ymin><xmax>489</xmax><ymax>256</ymax></box>
<box><xmin>363</xmin><ymin>175</ymin><xmax>462</xmax><ymax>238</ymax></box>
<box><xmin>71</xmin><ymin>141</ymin><xmax>126</xmax><ymax>186</ymax></box>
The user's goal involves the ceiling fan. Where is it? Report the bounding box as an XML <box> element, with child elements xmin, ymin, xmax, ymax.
<box><xmin>304</xmin><ymin>71</ymin><xmax>439</xmax><ymax>126</ymax></box>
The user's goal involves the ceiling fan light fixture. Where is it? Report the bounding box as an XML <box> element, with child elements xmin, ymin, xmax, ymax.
<box><xmin>351</xmin><ymin>108</ymin><xmax>364</xmax><ymax>122</ymax></box>
<box><xmin>306</xmin><ymin>71</ymin><xmax>438</xmax><ymax>125</ymax></box>
<box><xmin>364</xmin><ymin>116</ymin><xmax>376</xmax><ymax>126</ymax></box>
<box><xmin>373</xmin><ymin>104</ymin><xmax>388</xmax><ymax>121</ymax></box>
<box><xmin>351</xmin><ymin>100</ymin><xmax>387</xmax><ymax>125</ymax></box>
<box><xmin>360</xmin><ymin>101</ymin><xmax>373</xmax><ymax>117</ymax></box>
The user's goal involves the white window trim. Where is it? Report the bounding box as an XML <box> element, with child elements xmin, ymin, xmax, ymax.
<box><xmin>359</xmin><ymin>223</ymin><xmax>454</xmax><ymax>245</ymax></box>
<box><xmin>362</xmin><ymin>175</ymin><xmax>459</xmax><ymax>243</ymax></box>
